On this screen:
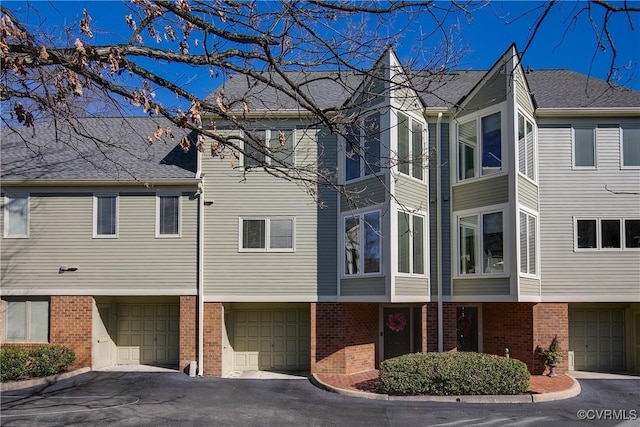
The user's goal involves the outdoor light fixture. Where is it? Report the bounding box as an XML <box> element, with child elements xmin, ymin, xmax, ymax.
<box><xmin>59</xmin><ymin>265</ymin><xmax>79</xmax><ymax>272</ymax></box>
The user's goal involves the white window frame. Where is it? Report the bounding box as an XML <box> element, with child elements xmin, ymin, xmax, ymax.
<box><xmin>344</xmin><ymin>113</ymin><xmax>382</xmax><ymax>182</ymax></box>
<box><xmin>156</xmin><ymin>193</ymin><xmax>182</xmax><ymax>238</ymax></box>
<box><xmin>342</xmin><ymin>207</ymin><xmax>383</xmax><ymax>278</ymax></box>
<box><xmin>456</xmin><ymin>106</ymin><xmax>505</xmax><ymax>183</ymax></box>
<box><xmin>396</xmin><ymin>112</ymin><xmax>426</xmax><ymax>181</ymax></box>
<box><xmin>238</xmin><ymin>216</ymin><xmax>295</xmax><ymax>252</ymax></box>
<box><xmin>517</xmin><ymin>110</ymin><xmax>537</xmax><ymax>183</ymax></box>
<box><xmin>2</xmin><ymin>298</ymin><xmax>49</xmax><ymax>343</ymax></box>
<box><xmin>397</xmin><ymin>210</ymin><xmax>427</xmax><ymax>276</ymax></box>
<box><xmin>621</xmin><ymin>127</ymin><xmax>640</xmax><ymax>169</ymax></box>
<box><xmin>574</xmin><ymin>217</ymin><xmax>640</xmax><ymax>251</ymax></box>
<box><xmin>93</xmin><ymin>194</ymin><xmax>118</xmax><ymax>238</ymax></box>
<box><xmin>519</xmin><ymin>208</ymin><xmax>539</xmax><ymax>278</ymax></box>
<box><xmin>572</xmin><ymin>127</ymin><xmax>597</xmax><ymax>169</ymax></box>
<box><xmin>242</xmin><ymin>129</ymin><xmax>296</xmax><ymax>168</ymax></box>
<box><xmin>3</xmin><ymin>193</ymin><xmax>29</xmax><ymax>238</ymax></box>
<box><xmin>455</xmin><ymin>205</ymin><xmax>507</xmax><ymax>277</ymax></box>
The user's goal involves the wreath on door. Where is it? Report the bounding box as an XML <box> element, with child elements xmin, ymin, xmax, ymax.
<box><xmin>387</xmin><ymin>313</ymin><xmax>407</xmax><ymax>332</ymax></box>
<box><xmin>457</xmin><ymin>314</ymin><xmax>472</xmax><ymax>338</ymax></box>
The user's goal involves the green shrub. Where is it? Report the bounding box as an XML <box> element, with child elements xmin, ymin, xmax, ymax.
<box><xmin>1</xmin><ymin>345</ymin><xmax>75</xmax><ymax>382</ymax></box>
<box><xmin>379</xmin><ymin>352</ymin><xmax>530</xmax><ymax>396</ymax></box>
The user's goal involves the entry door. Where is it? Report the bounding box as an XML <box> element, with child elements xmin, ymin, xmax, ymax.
<box><xmin>457</xmin><ymin>306</ymin><xmax>479</xmax><ymax>352</ymax></box>
<box><xmin>93</xmin><ymin>303</ymin><xmax>114</xmax><ymax>369</ymax></box>
<box><xmin>383</xmin><ymin>307</ymin><xmax>411</xmax><ymax>360</ymax></box>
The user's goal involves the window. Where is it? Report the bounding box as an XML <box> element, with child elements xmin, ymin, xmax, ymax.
<box><xmin>243</xmin><ymin>129</ymin><xmax>295</xmax><ymax>167</ymax></box>
<box><xmin>458</xmin><ymin>210</ymin><xmax>504</xmax><ymax>275</ymax></box>
<box><xmin>622</xmin><ymin>127</ymin><xmax>640</xmax><ymax>167</ymax></box>
<box><xmin>458</xmin><ymin>111</ymin><xmax>502</xmax><ymax>181</ymax></box>
<box><xmin>519</xmin><ymin>211</ymin><xmax>537</xmax><ymax>276</ymax></box>
<box><xmin>94</xmin><ymin>194</ymin><xmax>117</xmax><ymax>237</ymax></box>
<box><xmin>157</xmin><ymin>195</ymin><xmax>180</xmax><ymax>237</ymax></box>
<box><xmin>518</xmin><ymin>113</ymin><xmax>535</xmax><ymax>181</ymax></box>
<box><xmin>2</xmin><ymin>298</ymin><xmax>49</xmax><ymax>342</ymax></box>
<box><xmin>573</xmin><ymin>128</ymin><xmax>596</xmax><ymax>168</ymax></box>
<box><xmin>397</xmin><ymin>113</ymin><xmax>425</xmax><ymax>180</ymax></box>
<box><xmin>239</xmin><ymin>217</ymin><xmax>294</xmax><ymax>252</ymax></box>
<box><xmin>345</xmin><ymin>113</ymin><xmax>381</xmax><ymax>181</ymax></box>
<box><xmin>3</xmin><ymin>194</ymin><xmax>29</xmax><ymax>238</ymax></box>
<box><xmin>575</xmin><ymin>218</ymin><xmax>639</xmax><ymax>250</ymax></box>
<box><xmin>398</xmin><ymin>212</ymin><xmax>425</xmax><ymax>275</ymax></box>
<box><xmin>344</xmin><ymin>210</ymin><xmax>381</xmax><ymax>275</ymax></box>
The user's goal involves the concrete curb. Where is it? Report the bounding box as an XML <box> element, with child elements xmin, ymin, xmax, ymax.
<box><xmin>1</xmin><ymin>367</ymin><xmax>91</xmax><ymax>392</ymax></box>
<box><xmin>311</xmin><ymin>373</ymin><xmax>582</xmax><ymax>403</ymax></box>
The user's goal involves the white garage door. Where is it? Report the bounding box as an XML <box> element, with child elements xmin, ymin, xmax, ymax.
<box><xmin>233</xmin><ymin>307</ymin><xmax>310</xmax><ymax>371</ymax></box>
<box><xmin>569</xmin><ymin>308</ymin><xmax>625</xmax><ymax>371</ymax></box>
<box><xmin>116</xmin><ymin>303</ymin><xmax>179</xmax><ymax>366</ymax></box>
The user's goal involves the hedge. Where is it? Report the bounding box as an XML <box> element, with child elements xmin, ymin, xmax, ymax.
<box><xmin>1</xmin><ymin>345</ymin><xmax>75</xmax><ymax>382</ymax></box>
<box><xmin>379</xmin><ymin>352</ymin><xmax>530</xmax><ymax>396</ymax></box>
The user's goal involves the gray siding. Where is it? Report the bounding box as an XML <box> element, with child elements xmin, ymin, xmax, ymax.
<box><xmin>394</xmin><ymin>175</ymin><xmax>428</xmax><ymax>211</ymax></box>
<box><xmin>538</xmin><ymin>120</ymin><xmax>640</xmax><ymax>299</ymax></box>
<box><xmin>515</xmin><ymin>67</ymin><xmax>535</xmax><ymax>116</ymax></box>
<box><xmin>1</xmin><ymin>188</ymin><xmax>198</xmax><ymax>294</ymax></box>
<box><xmin>452</xmin><ymin>278</ymin><xmax>510</xmax><ymax>296</ymax></box>
<box><xmin>395</xmin><ymin>276</ymin><xmax>429</xmax><ymax>296</ymax></box>
<box><xmin>452</xmin><ymin>175</ymin><xmax>509</xmax><ymax>212</ymax></box>
<box><xmin>341</xmin><ymin>175</ymin><xmax>388</xmax><ymax>211</ymax></box>
<box><xmin>520</xmin><ymin>276</ymin><xmax>541</xmax><ymax>297</ymax></box>
<box><xmin>340</xmin><ymin>277</ymin><xmax>386</xmax><ymax>296</ymax></box>
<box><xmin>518</xmin><ymin>175</ymin><xmax>538</xmax><ymax>211</ymax></box>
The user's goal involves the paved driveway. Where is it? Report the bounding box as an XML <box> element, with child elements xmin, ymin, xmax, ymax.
<box><xmin>1</xmin><ymin>371</ymin><xmax>638</xmax><ymax>426</ymax></box>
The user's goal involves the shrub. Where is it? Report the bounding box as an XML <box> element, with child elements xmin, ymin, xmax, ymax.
<box><xmin>1</xmin><ymin>345</ymin><xmax>75</xmax><ymax>382</ymax></box>
<box><xmin>379</xmin><ymin>352</ymin><xmax>530</xmax><ymax>396</ymax></box>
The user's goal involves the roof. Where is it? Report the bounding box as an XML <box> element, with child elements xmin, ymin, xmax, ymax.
<box><xmin>1</xmin><ymin>117</ymin><xmax>197</xmax><ymax>182</ymax></box>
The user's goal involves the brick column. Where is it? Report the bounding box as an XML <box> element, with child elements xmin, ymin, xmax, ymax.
<box><xmin>202</xmin><ymin>302</ymin><xmax>223</xmax><ymax>376</ymax></box>
<box><xmin>533</xmin><ymin>303</ymin><xmax>568</xmax><ymax>375</ymax></box>
<box><xmin>50</xmin><ymin>296</ymin><xmax>93</xmax><ymax>370</ymax></box>
<box><xmin>426</xmin><ymin>302</ymin><xmax>458</xmax><ymax>352</ymax></box>
<box><xmin>179</xmin><ymin>296</ymin><xmax>197</xmax><ymax>374</ymax></box>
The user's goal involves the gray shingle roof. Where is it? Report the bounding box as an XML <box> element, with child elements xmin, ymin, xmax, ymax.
<box><xmin>1</xmin><ymin>117</ymin><xmax>197</xmax><ymax>182</ymax></box>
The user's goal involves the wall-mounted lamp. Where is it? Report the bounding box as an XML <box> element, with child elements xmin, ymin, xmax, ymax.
<box><xmin>59</xmin><ymin>265</ymin><xmax>79</xmax><ymax>273</ymax></box>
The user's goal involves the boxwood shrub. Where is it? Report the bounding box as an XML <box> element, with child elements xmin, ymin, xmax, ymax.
<box><xmin>379</xmin><ymin>352</ymin><xmax>530</xmax><ymax>396</ymax></box>
<box><xmin>1</xmin><ymin>345</ymin><xmax>75</xmax><ymax>382</ymax></box>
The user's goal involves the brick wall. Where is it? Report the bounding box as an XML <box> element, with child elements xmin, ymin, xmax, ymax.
<box><xmin>532</xmin><ymin>303</ymin><xmax>569</xmax><ymax>375</ymax></box>
<box><xmin>50</xmin><ymin>296</ymin><xmax>93</xmax><ymax>370</ymax></box>
<box><xmin>311</xmin><ymin>302</ymin><xmax>378</xmax><ymax>374</ymax></box>
<box><xmin>426</xmin><ymin>302</ymin><xmax>458</xmax><ymax>352</ymax></box>
<box><xmin>179</xmin><ymin>296</ymin><xmax>197</xmax><ymax>374</ymax></box>
<box><xmin>202</xmin><ymin>302</ymin><xmax>223</xmax><ymax>376</ymax></box>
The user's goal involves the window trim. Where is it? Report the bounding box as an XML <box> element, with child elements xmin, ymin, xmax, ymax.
<box><xmin>3</xmin><ymin>193</ymin><xmax>29</xmax><ymax>239</ymax></box>
<box><xmin>155</xmin><ymin>193</ymin><xmax>182</xmax><ymax>238</ymax></box>
<box><xmin>572</xmin><ymin>127</ymin><xmax>597</xmax><ymax>169</ymax></box>
<box><xmin>397</xmin><ymin>210</ymin><xmax>427</xmax><ymax>276</ymax></box>
<box><xmin>238</xmin><ymin>216</ymin><xmax>295</xmax><ymax>252</ymax></box>
<box><xmin>242</xmin><ymin>129</ymin><xmax>296</xmax><ymax>168</ymax></box>
<box><xmin>2</xmin><ymin>297</ymin><xmax>50</xmax><ymax>343</ymax></box>
<box><xmin>621</xmin><ymin>127</ymin><xmax>640</xmax><ymax>169</ymax></box>
<box><xmin>342</xmin><ymin>207</ymin><xmax>383</xmax><ymax>278</ymax></box>
<box><xmin>519</xmin><ymin>208</ymin><xmax>539</xmax><ymax>278</ymax></box>
<box><xmin>396</xmin><ymin>112</ymin><xmax>426</xmax><ymax>182</ymax></box>
<box><xmin>517</xmin><ymin>110</ymin><xmax>537</xmax><ymax>183</ymax></box>
<box><xmin>574</xmin><ymin>217</ymin><xmax>640</xmax><ymax>251</ymax></box>
<box><xmin>93</xmin><ymin>193</ymin><xmax>119</xmax><ymax>238</ymax></box>
<box><xmin>456</xmin><ymin>106</ymin><xmax>505</xmax><ymax>183</ymax></box>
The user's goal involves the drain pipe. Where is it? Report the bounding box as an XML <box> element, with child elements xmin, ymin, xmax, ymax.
<box><xmin>435</xmin><ymin>112</ymin><xmax>444</xmax><ymax>353</ymax></box>
<box><xmin>197</xmin><ymin>175</ymin><xmax>205</xmax><ymax>376</ymax></box>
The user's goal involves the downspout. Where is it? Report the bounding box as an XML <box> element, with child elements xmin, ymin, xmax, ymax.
<box><xmin>435</xmin><ymin>112</ymin><xmax>444</xmax><ymax>353</ymax></box>
<box><xmin>195</xmin><ymin>133</ymin><xmax>205</xmax><ymax>377</ymax></box>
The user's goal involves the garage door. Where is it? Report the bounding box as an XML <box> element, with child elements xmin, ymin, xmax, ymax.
<box><xmin>233</xmin><ymin>307</ymin><xmax>310</xmax><ymax>371</ymax></box>
<box><xmin>116</xmin><ymin>303</ymin><xmax>179</xmax><ymax>366</ymax></box>
<box><xmin>569</xmin><ymin>308</ymin><xmax>625</xmax><ymax>371</ymax></box>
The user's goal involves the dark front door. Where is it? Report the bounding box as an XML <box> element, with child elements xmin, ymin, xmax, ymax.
<box><xmin>456</xmin><ymin>306</ymin><xmax>479</xmax><ymax>352</ymax></box>
<box><xmin>383</xmin><ymin>307</ymin><xmax>411</xmax><ymax>360</ymax></box>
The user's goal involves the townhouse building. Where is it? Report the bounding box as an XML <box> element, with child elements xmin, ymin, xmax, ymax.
<box><xmin>2</xmin><ymin>45</ymin><xmax>639</xmax><ymax>376</ymax></box>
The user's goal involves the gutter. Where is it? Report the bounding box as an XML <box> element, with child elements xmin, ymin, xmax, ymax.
<box><xmin>195</xmin><ymin>140</ymin><xmax>205</xmax><ymax>377</ymax></box>
<box><xmin>435</xmin><ymin>112</ymin><xmax>444</xmax><ymax>353</ymax></box>
<box><xmin>535</xmin><ymin>107</ymin><xmax>640</xmax><ymax>118</ymax></box>
<box><xmin>0</xmin><ymin>178</ymin><xmax>201</xmax><ymax>187</ymax></box>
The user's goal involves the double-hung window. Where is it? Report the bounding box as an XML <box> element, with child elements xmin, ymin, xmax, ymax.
<box><xmin>458</xmin><ymin>111</ymin><xmax>502</xmax><ymax>181</ymax></box>
<box><xmin>573</xmin><ymin>127</ymin><xmax>596</xmax><ymax>168</ymax></box>
<box><xmin>519</xmin><ymin>211</ymin><xmax>537</xmax><ymax>276</ymax></box>
<box><xmin>458</xmin><ymin>210</ymin><xmax>504</xmax><ymax>275</ymax></box>
<box><xmin>94</xmin><ymin>194</ymin><xmax>118</xmax><ymax>238</ymax></box>
<box><xmin>243</xmin><ymin>130</ymin><xmax>295</xmax><ymax>168</ymax></box>
<box><xmin>239</xmin><ymin>217</ymin><xmax>294</xmax><ymax>252</ymax></box>
<box><xmin>345</xmin><ymin>113</ymin><xmax>381</xmax><ymax>181</ymax></box>
<box><xmin>3</xmin><ymin>194</ymin><xmax>29</xmax><ymax>238</ymax></box>
<box><xmin>398</xmin><ymin>212</ymin><xmax>425</xmax><ymax>275</ymax></box>
<box><xmin>575</xmin><ymin>218</ymin><xmax>640</xmax><ymax>250</ymax></box>
<box><xmin>2</xmin><ymin>298</ymin><xmax>49</xmax><ymax>342</ymax></box>
<box><xmin>397</xmin><ymin>113</ymin><xmax>425</xmax><ymax>180</ymax></box>
<box><xmin>518</xmin><ymin>113</ymin><xmax>536</xmax><ymax>181</ymax></box>
<box><xmin>344</xmin><ymin>209</ymin><xmax>381</xmax><ymax>276</ymax></box>
<box><xmin>157</xmin><ymin>194</ymin><xmax>181</xmax><ymax>237</ymax></box>
<box><xmin>622</xmin><ymin>127</ymin><xmax>640</xmax><ymax>168</ymax></box>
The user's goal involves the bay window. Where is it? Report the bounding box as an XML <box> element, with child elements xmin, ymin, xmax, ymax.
<box><xmin>397</xmin><ymin>113</ymin><xmax>425</xmax><ymax>180</ymax></box>
<box><xmin>344</xmin><ymin>209</ymin><xmax>381</xmax><ymax>276</ymax></box>
<box><xmin>519</xmin><ymin>211</ymin><xmax>537</xmax><ymax>275</ymax></box>
<box><xmin>458</xmin><ymin>210</ymin><xmax>504</xmax><ymax>275</ymax></box>
<box><xmin>458</xmin><ymin>111</ymin><xmax>502</xmax><ymax>181</ymax></box>
<box><xmin>345</xmin><ymin>113</ymin><xmax>381</xmax><ymax>181</ymax></box>
<box><xmin>398</xmin><ymin>212</ymin><xmax>425</xmax><ymax>275</ymax></box>
<box><xmin>518</xmin><ymin>113</ymin><xmax>536</xmax><ymax>181</ymax></box>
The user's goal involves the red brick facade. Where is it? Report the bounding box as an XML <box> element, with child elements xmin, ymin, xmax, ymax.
<box><xmin>179</xmin><ymin>296</ymin><xmax>197</xmax><ymax>374</ymax></box>
<box><xmin>202</xmin><ymin>302</ymin><xmax>223</xmax><ymax>376</ymax></box>
<box><xmin>49</xmin><ymin>296</ymin><xmax>93</xmax><ymax>370</ymax></box>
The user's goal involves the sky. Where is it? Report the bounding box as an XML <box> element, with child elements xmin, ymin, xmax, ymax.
<box><xmin>3</xmin><ymin>0</ymin><xmax>639</xmax><ymax>111</ymax></box>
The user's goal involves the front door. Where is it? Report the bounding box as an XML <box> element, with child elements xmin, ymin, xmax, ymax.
<box><xmin>383</xmin><ymin>307</ymin><xmax>411</xmax><ymax>360</ymax></box>
<box><xmin>457</xmin><ymin>306</ymin><xmax>479</xmax><ymax>352</ymax></box>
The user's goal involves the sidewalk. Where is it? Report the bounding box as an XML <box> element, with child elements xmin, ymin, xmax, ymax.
<box><xmin>312</xmin><ymin>370</ymin><xmax>581</xmax><ymax>403</ymax></box>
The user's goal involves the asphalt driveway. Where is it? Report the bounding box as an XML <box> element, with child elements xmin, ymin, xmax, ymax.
<box><xmin>1</xmin><ymin>371</ymin><xmax>638</xmax><ymax>426</ymax></box>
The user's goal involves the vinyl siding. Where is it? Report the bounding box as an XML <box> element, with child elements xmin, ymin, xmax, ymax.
<box><xmin>520</xmin><ymin>276</ymin><xmax>541</xmax><ymax>297</ymax></box>
<box><xmin>395</xmin><ymin>276</ymin><xmax>429</xmax><ymax>296</ymax></box>
<box><xmin>515</xmin><ymin>67</ymin><xmax>535</xmax><ymax>116</ymax></box>
<box><xmin>460</xmin><ymin>65</ymin><xmax>507</xmax><ymax>115</ymax></box>
<box><xmin>452</xmin><ymin>174</ymin><xmax>509</xmax><ymax>212</ymax></box>
<box><xmin>452</xmin><ymin>278</ymin><xmax>510</xmax><ymax>296</ymax></box>
<box><xmin>0</xmin><ymin>188</ymin><xmax>197</xmax><ymax>294</ymax></box>
<box><xmin>538</xmin><ymin>120</ymin><xmax>640</xmax><ymax>300</ymax></box>
<box><xmin>340</xmin><ymin>277</ymin><xmax>386</xmax><ymax>296</ymax></box>
<box><xmin>518</xmin><ymin>175</ymin><xmax>538</xmax><ymax>211</ymax></box>
<box><xmin>341</xmin><ymin>175</ymin><xmax>388</xmax><ymax>211</ymax></box>
<box><xmin>394</xmin><ymin>175</ymin><xmax>428</xmax><ymax>211</ymax></box>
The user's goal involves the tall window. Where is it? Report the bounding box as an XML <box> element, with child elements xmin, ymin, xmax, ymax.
<box><xmin>519</xmin><ymin>211</ymin><xmax>537</xmax><ymax>276</ymax></box>
<box><xmin>3</xmin><ymin>298</ymin><xmax>49</xmax><ymax>342</ymax></box>
<box><xmin>345</xmin><ymin>113</ymin><xmax>381</xmax><ymax>181</ymax></box>
<box><xmin>576</xmin><ymin>218</ymin><xmax>640</xmax><ymax>250</ymax></box>
<box><xmin>458</xmin><ymin>111</ymin><xmax>502</xmax><ymax>181</ymax></box>
<box><xmin>518</xmin><ymin>113</ymin><xmax>535</xmax><ymax>181</ymax></box>
<box><xmin>622</xmin><ymin>127</ymin><xmax>640</xmax><ymax>167</ymax></box>
<box><xmin>243</xmin><ymin>129</ymin><xmax>295</xmax><ymax>167</ymax></box>
<box><xmin>240</xmin><ymin>217</ymin><xmax>294</xmax><ymax>252</ymax></box>
<box><xmin>458</xmin><ymin>211</ymin><xmax>504</xmax><ymax>275</ymax></box>
<box><xmin>344</xmin><ymin>210</ymin><xmax>381</xmax><ymax>275</ymax></box>
<box><xmin>573</xmin><ymin>128</ymin><xmax>596</xmax><ymax>168</ymax></box>
<box><xmin>94</xmin><ymin>195</ymin><xmax>117</xmax><ymax>237</ymax></box>
<box><xmin>398</xmin><ymin>212</ymin><xmax>425</xmax><ymax>275</ymax></box>
<box><xmin>397</xmin><ymin>113</ymin><xmax>424</xmax><ymax>180</ymax></box>
<box><xmin>3</xmin><ymin>194</ymin><xmax>29</xmax><ymax>238</ymax></box>
<box><xmin>157</xmin><ymin>195</ymin><xmax>180</xmax><ymax>237</ymax></box>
